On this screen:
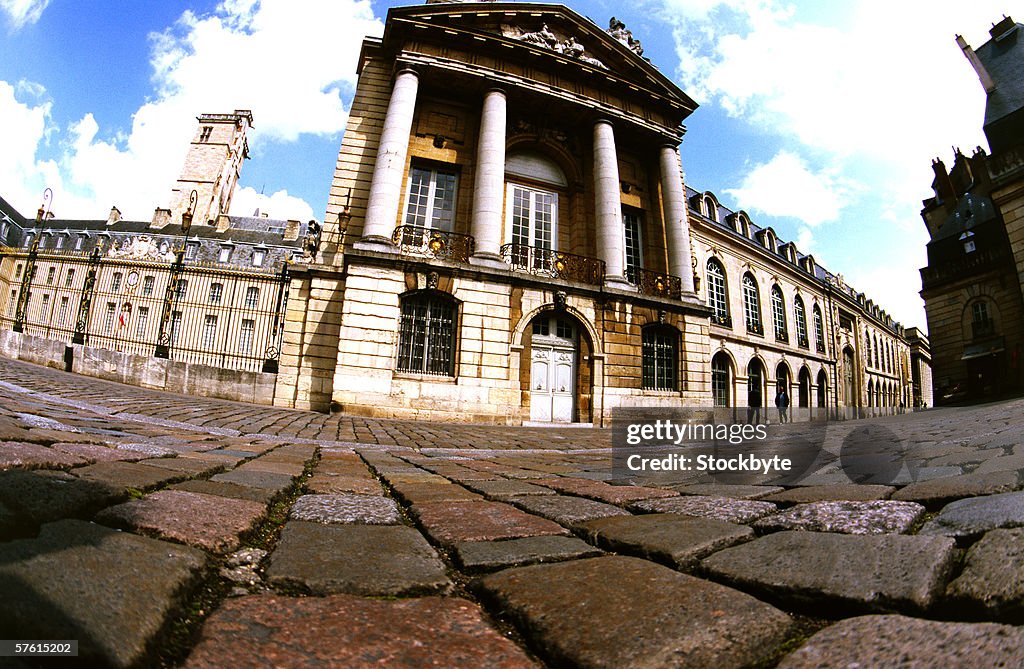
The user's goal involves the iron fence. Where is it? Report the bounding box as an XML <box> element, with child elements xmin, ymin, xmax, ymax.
<box><xmin>0</xmin><ymin>246</ymin><xmax>289</xmax><ymax>373</ymax></box>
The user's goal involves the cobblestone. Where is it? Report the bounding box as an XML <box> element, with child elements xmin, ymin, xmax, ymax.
<box><xmin>184</xmin><ymin>594</ymin><xmax>539</xmax><ymax>669</ymax></box>
<box><xmin>752</xmin><ymin>500</ymin><xmax>925</xmax><ymax>535</ymax></box>
<box><xmin>266</xmin><ymin>521</ymin><xmax>450</xmax><ymax>596</ymax></box>
<box><xmin>475</xmin><ymin>556</ymin><xmax>792</xmax><ymax>669</ymax></box>
<box><xmin>702</xmin><ymin>531</ymin><xmax>957</xmax><ymax>613</ymax></box>
<box><xmin>2</xmin><ymin>357</ymin><xmax>1024</xmax><ymax>666</ymax></box>
<box><xmin>632</xmin><ymin>495</ymin><xmax>778</xmax><ymax>523</ymax></box>
<box><xmin>776</xmin><ymin>615</ymin><xmax>1024</xmax><ymax>668</ymax></box>
<box><xmin>289</xmin><ymin>493</ymin><xmax>400</xmax><ymax>525</ymax></box>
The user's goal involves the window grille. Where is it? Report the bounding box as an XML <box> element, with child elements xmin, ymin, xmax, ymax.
<box><xmin>396</xmin><ymin>294</ymin><xmax>456</xmax><ymax>376</ymax></box>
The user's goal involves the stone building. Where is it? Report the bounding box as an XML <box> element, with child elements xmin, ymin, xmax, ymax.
<box><xmin>0</xmin><ymin>2</ymin><xmax>924</xmax><ymax>421</ymax></box>
<box><xmin>920</xmin><ymin>16</ymin><xmax>1024</xmax><ymax>404</ymax></box>
<box><xmin>275</xmin><ymin>1</ymin><xmax>917</xmax><ymax>423</ymax></box>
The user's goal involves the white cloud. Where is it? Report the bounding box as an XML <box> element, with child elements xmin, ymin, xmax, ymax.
<box><xmin>231</xmin><ymin>186</ymin><xmax>314</xmax><ymax>222</ymax></box>
<box><xmin>0</xmin><ymin>0</ymin><xmax>49</xmax><ymax>29</ymax></box>
<box><xmin>5</xmin><ymin>0</ymin><xmax>383</xmax><ymax>222</ymax></box>
<box><xmin>847</xmin><ymin>260</ymin><xmax>928</xmax><ymax>330</ymax></box>
<box><xmin>0</xmin><ymin>80</ymin><xmax>62</xmax><ymax>214</ymax></box>
<box><xmin>724</xmin><ymin>151</ymin><xmax>849</xmax><ymax>226</ymax></box>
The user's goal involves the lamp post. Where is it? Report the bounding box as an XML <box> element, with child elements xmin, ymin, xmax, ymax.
<box><xmin>12</xmin><ymin>188</ymin><xmax>52</xmax><ymax>333</ymax></box>
<box><xmin>154</xmin><ymin>190</ymin><xmax>197</xmax><ymax>358</ymax></box>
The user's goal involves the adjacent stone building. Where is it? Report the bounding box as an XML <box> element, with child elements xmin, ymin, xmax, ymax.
<box><xmin>920</xmin><ymin>16</ymin><xmax>1024</xmax><ymax>404</ymax></box>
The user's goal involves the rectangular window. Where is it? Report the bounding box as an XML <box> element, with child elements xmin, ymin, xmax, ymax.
<box><xmin>200</xmin><ymin>126</ymin><xmax>213</xmax><ymax>142</ymax></box>
<box><xmin>111</xmin><ymin>272</ymin><xmax>123</xmax><ymax>292</ymax></box>
<box><xmin>24</xmin><ymin>234</ymin><xmax>33</xmax><ymax>248</ymax></box>
<box><xmin>202</xmin><ymin>314</ymin><xmax>218</xmax><ymax>348</ymax></box>
<box><xmin>75</xmin><ymin>235</ymin><xmax>85</xmax><ymax>251</ymax></box>
<box><xmin>186</xmin><ymin>243</ymin><xmax>199</xmax><ymax>260</ymax></box>
<box><xmin>175</xmin><ymin>279</ymin><xmax>188</xmax><ymax>300</ymax></box>
<box><xmin>7</xmin><ymin>290</ymin><xmax>15</xmax><ymax>317</ymax></box>
<box><xmin>58</xmin><ymin>296</ymin><xmax>69</xmax><ymax>326</ymax></box>
<box><xmin>105</xmin><ymin>302</ymin><xmax>116</xmax><ymax>333</ymax></box>
<box><xmin>209</xmin><ymin>283</ymin><xmax>223</xmax><ymax>305</ymax></box>
<box><xmin>623</xmin><ymin>211</ymin><xmax>643</xmax><ymax>283</ymax></box>
<box><xmin>40</xmin><ymin>294</ymin><xmax>50</xmax><ymax>320</ymax></box>
<box><xmin>642</xmin><ymin>327</ymin><xmax>678</xmax><ymax>391</ymax></box>
<box><xmin>244</xmin><ymin>286</ymin><xmax>259</xmax><ymax>308</ymax></box>
<box><xmin>170</xmin><ymin>311</ymin><xmax>182</xmax><ymax>345</ymax></box>
<box><xmin>65</xmin><ymin>269</ymin><xmax>75</xmax><ymax>287</ymax></box>
<box><xmin>238</xmin><ymin>318</ymin><xmax>255</xmax><ymax>354</ymax></box>
<box><xmin>218</xmin><ymin>246</ymin><xmax>233</xmax><ymax>263</ymax></box>
<box><xmin>15</xmin><ymin>264</ymin><xmax>22</xmax><ymax>279</ymax></box>
<box><xmin>55</xmin><ymin>235</ymin><xmax>65</xmax><ymax>249</ymax></box>
<box><xmin>397</xmin><ymin>295</ymin><xmax>456</xmax><ymax>376</ymax></box>
<box><xmin>403</xmin><ymin>166</ymin><xmax>458</xmax><ymax>231</ymax></box>
<box><xmin>136</xmin><ymin>306</ymin><xmax>149</xmax><ymax>338</ymax></box>
<box><xmin>252</xmin><ymin>249</ymin><xmax>266</xmax><ymax>267</ymax></box>
<box><xmin>46</xmin><ymin>267</ymin><xmax>55</xmax><ymax>285</ymax></box>
<box><xmin>142</xmin><ymin>275</ymin><xmax>155</xmax><ymax>296</ymax></box>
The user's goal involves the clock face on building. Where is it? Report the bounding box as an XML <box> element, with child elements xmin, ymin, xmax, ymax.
<box><xmin>126</xmin><ymin>270</ymin><xmax>140</xmax><ymax>288</ymax></box>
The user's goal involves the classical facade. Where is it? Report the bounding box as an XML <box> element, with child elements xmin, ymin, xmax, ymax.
<box><xmin>920</xmin><ymin>16</ymin><xmax>1024</xmax><ymax>404</ymax></box>
<box><xmin>275</xmin><ymin>1</ymin><xmax>917</xmax><ymax>423</ymax></box>
<box><xmin>1</xmin><ymin>3</ymin><xmax>924</xmax><ymax>422</ymax></box>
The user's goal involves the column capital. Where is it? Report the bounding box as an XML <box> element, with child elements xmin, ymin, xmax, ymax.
<box><xmin>484</xmin><ymin>86</ymin><xmax>507</xmax><ymax>97</ymax></box>
<box><xmin>394</xmin><ymin>67</ymin><xmax>420</xmax><ymax>79</ymax></box>
<box><xmin>593</xmin><ymin>117</ymin><xmax>615</xmax><ymax>128</ymax></box>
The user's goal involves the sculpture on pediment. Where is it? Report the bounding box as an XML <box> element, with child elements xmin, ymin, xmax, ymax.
<box><xmin>607</xmin><ymin>17</ymin><xmax>644</xmax><ymax>56</ymax></box>
<box><xmin>505</xmin><ymin>23</ymin><xmax>607</xmax><ymax>70</ymax></box>
<box><xmin>107</xmin><ymin>235</ymin><xmax>175</xmax><ymax>262</ymax></box>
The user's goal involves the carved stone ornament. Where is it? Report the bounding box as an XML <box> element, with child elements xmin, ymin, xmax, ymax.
<box><xmin>606</xmin><ymin>17</ymin><xmax>644</xmax><ymax>56</ymax></box>
<box><xmin>426</xmin><ymin>271</ymin><xmax>440</xmax><ymax>290</ymax></box>
<box><xmin>502</xmin><ymin>24</ymin><xmax>607</xmax><ymax>69</ymax></box>
<box><xmin>554</xmin><ymin>290</ymin><xmax>568</xmax><ymax>310</ymax></box>
<box><xmin>106</xmin><ymin>235</ymin><xmax>176</xmax><ymax>262</ymax></box>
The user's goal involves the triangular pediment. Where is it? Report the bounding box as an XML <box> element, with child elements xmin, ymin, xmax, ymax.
<box><xmin>383</xmin><ymin>2</ymin><xmax>697</xmax><ymax>117</ymax></box>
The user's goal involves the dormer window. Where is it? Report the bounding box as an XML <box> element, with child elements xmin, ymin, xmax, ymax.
<box><xmin>703</xmin><ymin>196</ymin><xmax>718</xmax><ymax>222</ymax></box>
<box><xmin>960</xmin><ymin>231</ymin><xmax>976</xmax><ymax>254</ymax></box>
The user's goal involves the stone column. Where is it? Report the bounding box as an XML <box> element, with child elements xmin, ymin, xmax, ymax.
<box><xmin>593</xmin><ymin>120</ymin><xmax>631</xmax><ymax>289</ymax></box>
<box><xmin>357</xmin><ymin>69</ymin><xmax>419</xmax><ymax>250</ymax></box>
<box><xmin>470</xmin><ymin>88</ymin><xmax>507</xmax><ymax>268</ymax></box>
<box><xmin>659</xmin><ymin>144</ymin><xmax>696</xmax><ymax>293</ymax></box>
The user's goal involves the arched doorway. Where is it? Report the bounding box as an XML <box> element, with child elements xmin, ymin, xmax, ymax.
<box><xmin>747</xmin><ymin>358</ymin><xmax>765</xmax><ymax>422</ymax></box>
<box><xmin>528</xmin><ymin>313</ymin><xmax>579</xmax><ymax>423</ymax></box>
<box><xmin>712</xmin><ymin>352</ymin><xmax>732</xmax><ymax>407</ymax></box>
<box><xmin>816</xmin><ymin>369</ymin><xmax>827</xmax><ymax>409</ymax></box>
<box><xmin>798</xmin><ymin>367</ymin><xmax>811</xmax><ymax>408</ymax></box>
<box><xmin>842</xmin><ymin>347</ymin><xmax>856</xmax><ymax>407</ymax></box>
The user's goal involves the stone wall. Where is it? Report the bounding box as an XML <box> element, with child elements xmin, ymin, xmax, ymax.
<box><xmin>0</xmin><ymin>329</ymin><xmax>278</xmax><ymax>406</ymax></box>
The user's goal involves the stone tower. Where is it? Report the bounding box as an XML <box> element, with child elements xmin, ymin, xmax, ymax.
<box><xmin>169</xmin><ymin>110</ymin><xmax>253</xmax><ymax>227</ymax></box>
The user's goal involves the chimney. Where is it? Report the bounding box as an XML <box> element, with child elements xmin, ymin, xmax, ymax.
<box><xmin>931</xmin><ymin>158</ymin><xmax>954</xmax><ymax>202</ymax></box>
<box><xmin>956</xmin><ymin>34</ymin><xmax>996</xmax><ymax>93</ymax></box>
<box><xmin>106</xmin><ymin>206</ymin><xmax>121</xmax><ymax>226</ymax></box>
<box><xmin>283</xmin><ymin>220</ymin><xmax>301</xmax><ymax>241</ymax></box>
<box><xmin>990</xmin><ymin>16</ymin><xmax>1016</xmax><ymax>40</ymax></box>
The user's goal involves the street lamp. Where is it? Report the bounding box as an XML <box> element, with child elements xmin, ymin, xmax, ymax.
<box><xmin>154</xmin><ymin>190</ymin><xmax>198</xmax><ymax>358</ymax></box>
<box><xmin>13</xmin><ymin>188</ymin><xmax>52</xmax><ymax>333</ymax></box>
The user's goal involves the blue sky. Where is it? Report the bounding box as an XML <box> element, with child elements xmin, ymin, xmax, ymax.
<box><xmin>0</xmin><ymin>0</ymin><xmax>1014</xmax><ymax>330</ymax></box>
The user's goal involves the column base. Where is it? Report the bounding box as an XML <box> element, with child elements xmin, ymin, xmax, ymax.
<box><xmin>469</xmin><ymin>252</ymin><xmax>508</xmax><ymax>270</ymax></box>
<box><xmin>604</xmin><ymin>276</ymin><xmax>636</xmax><ymax>291</ymax></box>
<box><xmin>353</xmin><ymin>237</ymin><xmax>399</xmax><ymax>254</ymax></box>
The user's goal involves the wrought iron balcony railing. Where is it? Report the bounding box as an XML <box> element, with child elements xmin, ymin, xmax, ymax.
<box><xmin>710</xmin><ymin>313</ymin><xmax>732</xmax><ymax>328</ymax></box>
<box><xmin>747</xmin><ymin>321</ymin><xmax>764</xmax><ymax>336</ymax></box>
<box><xmin>626</xmin><ymin>267</ymin><xmax>683</xmax><ymax>299</ymax></box>
<box><xmin>500</xmin><ymin>243</ymin><xmax>605</xmax><ymax>285</ymax></box>
<box><xmin>775</xmin><ymin>329</ymin><xmax>788</xmax><ymax>344</ymax></box>
<box><xmin>816</xmin><ymin>341</ymin><xmax>826</xmax><ymax>353</ymax></box>
<box><xmin>392</xmin><ymin>225</ymin><xmax>474</xmax><ymax>263</ymax></box>
<box><xmin>798</xmin><ymin>335</ymin><xmax>809</xmax><ymax>349</ymax></box>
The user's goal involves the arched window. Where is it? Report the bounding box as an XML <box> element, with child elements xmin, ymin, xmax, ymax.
<box><xmin>712</xmin><ymin>352</ymin><xmax>731</xmax><ymax>407</ymax></box>
<box><xmin>867</xmin><ymin>379</ymin><xmax>874</xmax><ymax>407</ymax></box>
<box><xmin>873</xmin><ymin>334</ymin><xmax>880</xmax><ymax>368</ymax></box>
<box><xmin>813</xmin><ymin>304</ymin><xmax>825</xmax><ymax>353</ymax></box>
<box><xmin>396</xmin><ymin>292</ymin><xmax>457</xmax><ymax>376</ymax></box>
<box><xmin>706</xmin><ymin>259</ymin><xmax>729</xmax><ymax>326</ymax></box>
<box><xmin>704</xmin><ymin>197</ymin><xmax>718</xmax><ymax>222</ymax></box>
<box><xmin>865</xmin><ymin>333</ymin><xmax>872</xmax><ymax>368</ymax></box>
<box><xmin>771</xmin><ymin>286</ymin><xmax>787</xmax><ymax>342</ymax></box>
<box><xmin>742</xmin><ymin>274</ymin><xmax>762</xmax><ymax>335</ymax></box>
<box><xmin>642</xmin><ymin>325</ymin><xmax>678</xmax><ymax>391</ymax></box>
<box><xmin>794</xmin><ymin>296</ymin><xmax>808</xmax><ymax>348</ymax></box>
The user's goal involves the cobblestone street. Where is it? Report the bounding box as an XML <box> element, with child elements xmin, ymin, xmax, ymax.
<box><xmin>1</xmin><ymin>356</ymin><xmax>1023</xmax><ymax>668</ymax></box>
